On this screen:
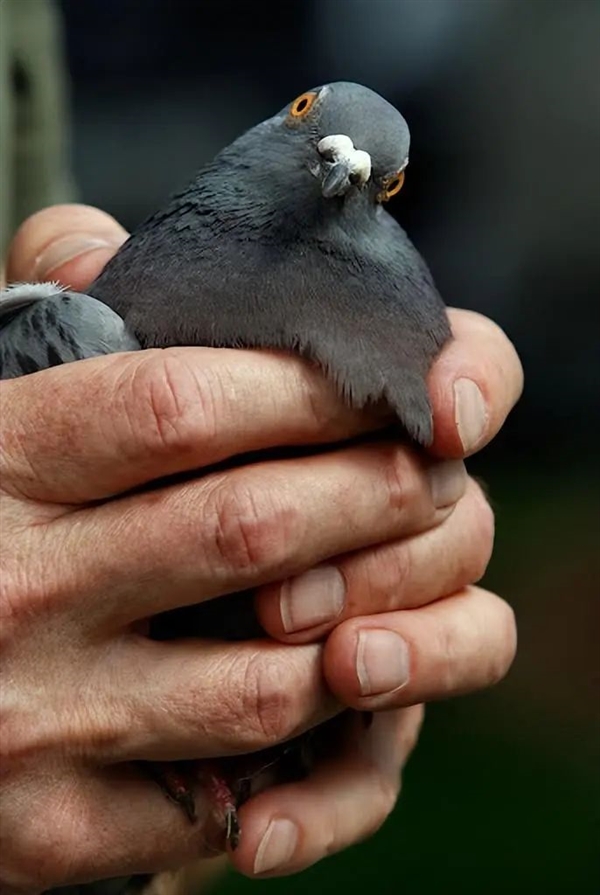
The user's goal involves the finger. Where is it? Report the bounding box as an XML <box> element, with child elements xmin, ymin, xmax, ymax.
<box><xmin>323</xmin><ymin>586</ymin><xmax>517</xmax><ymax>710</ymax></box>
<box><xmin>47</xmin><ymin>445</ymin><xmax>466</xmax><ymax>623</ymax></box>
<box><xmin>74</xmin><ymin>637</ymin><xmax>338</xmax><ymax>762</ymax></box>
<box><xmin>0</xmin><ymin>346</ymin><xmax>387</xmax><ymax>504</ymax></box>
<box><xmin>143</xmin><ymin>859</ymin><xmax>229</xmax><ymax>895</ymax></box>
<box><xmin>7</xmin><ymin>763</ymin><xmax>225</xmax><ymax>890</ymax></box>
<box><xmin>5</xmin><ymin>203</ymin><xmax>129</xmax><ymax>290</ymax></box>
<box><xmin>255</xmin><ymin>477</ymin><xmax>493</xmax><ymax>640</ymax></box>
<box><xmin>428</xmin><ymin>308</ymin><xmax>524</xmax><ymax>457</ymax></box>
<box><xmin>230</xmin><ymin>707</ymin><xmax>423</xmax><ymax>877</ymax></box>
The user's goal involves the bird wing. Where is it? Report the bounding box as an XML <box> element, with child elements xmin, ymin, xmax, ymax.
<box><xmin>0</xmin><ymin>283</ymin><xmax>140</xmax><ymax>379</ymax></box>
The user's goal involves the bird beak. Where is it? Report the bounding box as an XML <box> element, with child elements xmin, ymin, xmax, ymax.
<box><xmin>321</xmin><ymin>161</ymin><xmax>355</xmax><ymax>199</ymax></box>
<box><xmin>317</xmin><ymin>135</ymin><xmax>372</xmax><ymax>199</ymax></box>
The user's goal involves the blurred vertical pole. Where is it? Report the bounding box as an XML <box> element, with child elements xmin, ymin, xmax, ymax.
<box><xmin>0</xmin><ymin>0</ymin><xmax>76</xmax><ymax>258</ymax></box>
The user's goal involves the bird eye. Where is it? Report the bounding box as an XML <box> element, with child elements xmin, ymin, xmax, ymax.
<box><xmin>379</xmin><ymin>170</ymin><xmax>405</xmax><ymax>202</ymax></box>
<box><xmin>289</xmin><ymin>91</ymin><xmax>318</xmax><ymax>119</ymax></box>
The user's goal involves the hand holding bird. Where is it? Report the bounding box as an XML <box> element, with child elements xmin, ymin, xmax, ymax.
<box><xmin>2</xmin><ymin>82</ymin><xmax>456</xmax><ymax>850</ymax></box>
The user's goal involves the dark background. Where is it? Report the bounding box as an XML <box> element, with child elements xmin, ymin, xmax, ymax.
<box><xmin>53</xmin><ymin>0</ymin><xmax>600</xmax><ymax>891</ymax></box>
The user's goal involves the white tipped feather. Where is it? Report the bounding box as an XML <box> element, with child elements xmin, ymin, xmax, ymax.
<box><xmin>0</xmin><ymin>282</ymin><xmax>65</xmax><ymax>319</ymax></box>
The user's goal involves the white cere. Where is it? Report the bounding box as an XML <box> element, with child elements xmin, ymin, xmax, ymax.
<box><xmin>317</xmin><ymin>134</ymin><xmax>372</xmax><ymax>185</ymax></box>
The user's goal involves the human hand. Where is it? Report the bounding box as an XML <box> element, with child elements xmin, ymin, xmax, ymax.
<box><xmin>238</xmin><ymin>303</ymin><xmax>522</xmax><ymax>878</ymax></box>
<box><xmin>1</xmin><ymin>205</ymin><xmax>470</xmax><ymax>892</ymax></box>
<box><xmin>255</xmin><ymin>307</ymin><xmax>521</xmax><ymax>697</ymax></box>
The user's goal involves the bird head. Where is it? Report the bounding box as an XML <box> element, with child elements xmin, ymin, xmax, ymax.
<box><xmin>278</xmin><ymin>82</ymin><xmax>410</xmax><ymax>205</ymax></box>
<box><xmin>208</xmin><ymin>82</ymin><xmax>411</xmax><ymax>231</ymax></box>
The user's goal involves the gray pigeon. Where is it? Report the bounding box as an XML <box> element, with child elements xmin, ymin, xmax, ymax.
<box><xmin>1</xmin><ymin>82</ymin><xmax>451</xmax><ymax>891</ymax></box>
<box><xmin>89</xmin><ymin>82</ymin><xmax>450</xmax><ymax>446</ymax></box>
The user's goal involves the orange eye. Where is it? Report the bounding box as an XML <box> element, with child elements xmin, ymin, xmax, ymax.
<box><xmin>379</xmin><ymin>170</ymin><xmax>405</xmax><ymax>202</ymax></box>
<box><xmin>289</xmin><ymin>91</ymin><xmax>318</xmax><ymax>119</ymax></box>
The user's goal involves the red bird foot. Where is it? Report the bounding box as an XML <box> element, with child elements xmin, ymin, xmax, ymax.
<box><xmin>146</xmin><ymin>761</ymin><xmax>241</xmax><ymax>849</ymax></box>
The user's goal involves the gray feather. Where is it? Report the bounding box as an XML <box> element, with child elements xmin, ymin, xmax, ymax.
<box><xmin>0</xmin><ymin>284</ymin><xmax>140</xmax><ymax>380</ymax></box>
<box><xmin>0</xmin><ymin>281</ymin><xmax>67</xmax><ymax>316</ymax></box>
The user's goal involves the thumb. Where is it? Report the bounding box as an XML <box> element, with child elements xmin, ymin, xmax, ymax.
<box><xmin>5</xmin><ymin>204</ymin><xmax>128</xmax><ymax>291</ymax></box>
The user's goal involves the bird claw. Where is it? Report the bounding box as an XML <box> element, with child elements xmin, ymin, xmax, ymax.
<box><xmin>225</xmin><ymin>804</ymin><xmax>241</xmax><ymax>850</ymax></box>
<box><xmin>202</xmin><ymin>765</ymin><xmax>242</xmax><ymax>849</ymax></box>
<box><xmin>147</xmin><ymin>760</ymin><xmax>242</xmax><ymax>847</ymax></box>
<box><xmin>178</xmin><ymin>788</ymin><xmax>197</xmax><ymax>824</ymax></box>
<box><xmin>146</xmin><ymin>761</ymin><xmax>197</xmax><ymax>824</ymax></box>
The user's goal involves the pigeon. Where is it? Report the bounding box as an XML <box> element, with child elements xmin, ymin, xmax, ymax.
<box><xmin>1</xmin><ymin>81</ymin><xmax>452</xmax><ymax>888</ymax></box>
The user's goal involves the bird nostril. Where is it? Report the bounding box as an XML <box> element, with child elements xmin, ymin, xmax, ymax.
<box><xmin>319</xmin><ymin>147</ymin><xmax>336</xmax><ymax>162</ymax></box>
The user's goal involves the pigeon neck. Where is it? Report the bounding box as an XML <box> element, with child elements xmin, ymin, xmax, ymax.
<box><xmin>185</xmin><ymin>126</ymin><xmax>377</xmax><ymax>242</ymax></box>
<box><xmin>194</xmin><ymin>157</ymin><xmax>378</xmax><ymax>244</ymax></box>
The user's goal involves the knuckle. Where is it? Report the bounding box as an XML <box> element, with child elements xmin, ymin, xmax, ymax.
<box><xmin>0</xmin><ymin>562</ymin><xmax>45</xmax><ymax>638</ymax></box>
<box><xmin>474</xmin><ymin>494</ymin><xmax>495</xmax><ymax>574</ymax></box>
<box><xmin>0</xmin><ymin>526</ymin><xmax>75</xmax><ymax>634</ymax></box>
<box><xmin>0</xmin><ymin>382</ymin><xmax>44</xmax><ymax>501</ymax></box>
<box><xmin>385</xmin><ymin>542</ymin><xmax>413</xmax><ymax>603</ymax></box>
<box><xmin>207</xmin><ymin>477</ymin><xmax>300</xmax><ymax>575</ymax></box>
<box><xmin>434</xmin><ymin>590</ymin><xmax>518</xmax><ymax>694</ymax></box>
<box><xmin>302</xmin><ymin>362</ymin><xmax>343</xmax><ymax>432</ymax></box>
<box><xmin>123</xmin><ymin>351</ymin><xmax>221</xmax><ymax>457</ymax></box>
<box><xmin>484</xmin><ymin>596</ymin><xmax>518</xmax><ymax>686</ymax></box>
<box><xmin>0</xmin><ymin>711</ymin><xmax>30</xmax><ymax>777</ymax></box>
<box><xmin>405</xmin><ymin>712</ymin><xmax>423</xmax><ymax>758</ymax></box>
<box><xmin>0</xmin><ymin>692</ymin><xmax>66</xmax><ymax>780</ymax></box>
<box><xmin>236</xmin><ymin>651</ymin><xmax>301</xmax><ymax>749</ymax></box>
<box><xmin>365</xmin><ymin>772</ymin><xmax>400</xmax><ymax>837</ymax></box>
<box><xmin>304</xmin><ymin>374</ymin><xmax>333</xmax><ymax>431</ymax></box>
<box><xmin>434</xmin><ymin>620</ymin><xmax>464</xmax><ymax>694</ymax></box>
<box><xmin>448</xmin><ymin>308</ymin><xmax>508</xmax><ymax>342</ymax></box>
<box><xmin>0</xmin><ymin>566</ymin><xmax>25</xmax><ymax>639</ymax></box>
<box><xmin>384</xmin><ymin>446</ymin><xmax>423</xmax><ymax>515</ymax></box>
<box><xmin>397</xmin><ymin>704</ymin><xmax>425</xmax><ymax>760</ymax></box>
<box><xmin>361</xmin><ymin>541</ymin><xmax>413</xmax><ymax>611</ymax></box>
<box><xmin>461</xmin><ymin>484</ymin><xmax>496</xmax><ymax>583</ymax></box>
<box><xmin>431</xmin><ymin>594</ymin><xmax>488</xmax><ymax>694</ymax></box>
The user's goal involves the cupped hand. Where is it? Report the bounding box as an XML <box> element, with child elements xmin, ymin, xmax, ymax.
<box><xmin>237</xmin><ymin>284</ymin><xmax>522</xmax><ymax>879</ymax></box>
<box><xmin>255</xmin><ymin>307</ymin><xmax>521</xmax><ymax>716</ymax></box>
<box><xmin>0</xmin><ymin>205</ymin><xmax>521</xmax><ymax>889</ymax></box>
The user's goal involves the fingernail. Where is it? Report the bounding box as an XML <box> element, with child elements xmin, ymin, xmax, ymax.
<box><xmin>428</xmin><ymin>458</ymin><xmax>467</xmax><ymax>508</ymax></box>
<box><xmin>253</xmin><ymin>818</ymin><xmax>299</xmax><ymax>875</ymax></box>
<box><xmin>34</xmin><ymin>236</ymin><xmax>119</xmax><ymax>279</ymax></box>
<box><xmin>280</xmin><ymin>565</ymin><xmax>345</xmax><ymax>633</ymax></box>
<box><xmin>356</xmin><ymin>629</ymin><xmax>410</xmax><ymax>696</ymax></box>
<box><xmin>454</xmin><ymin>378</ymin><xmax>488</xmax><ymax>453</ymax></box>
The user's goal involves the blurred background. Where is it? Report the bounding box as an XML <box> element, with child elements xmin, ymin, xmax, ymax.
<box><xmin>3</xmin><ymin>0</ymin><xmax>599</xmax><ymax>892</ymax></box>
